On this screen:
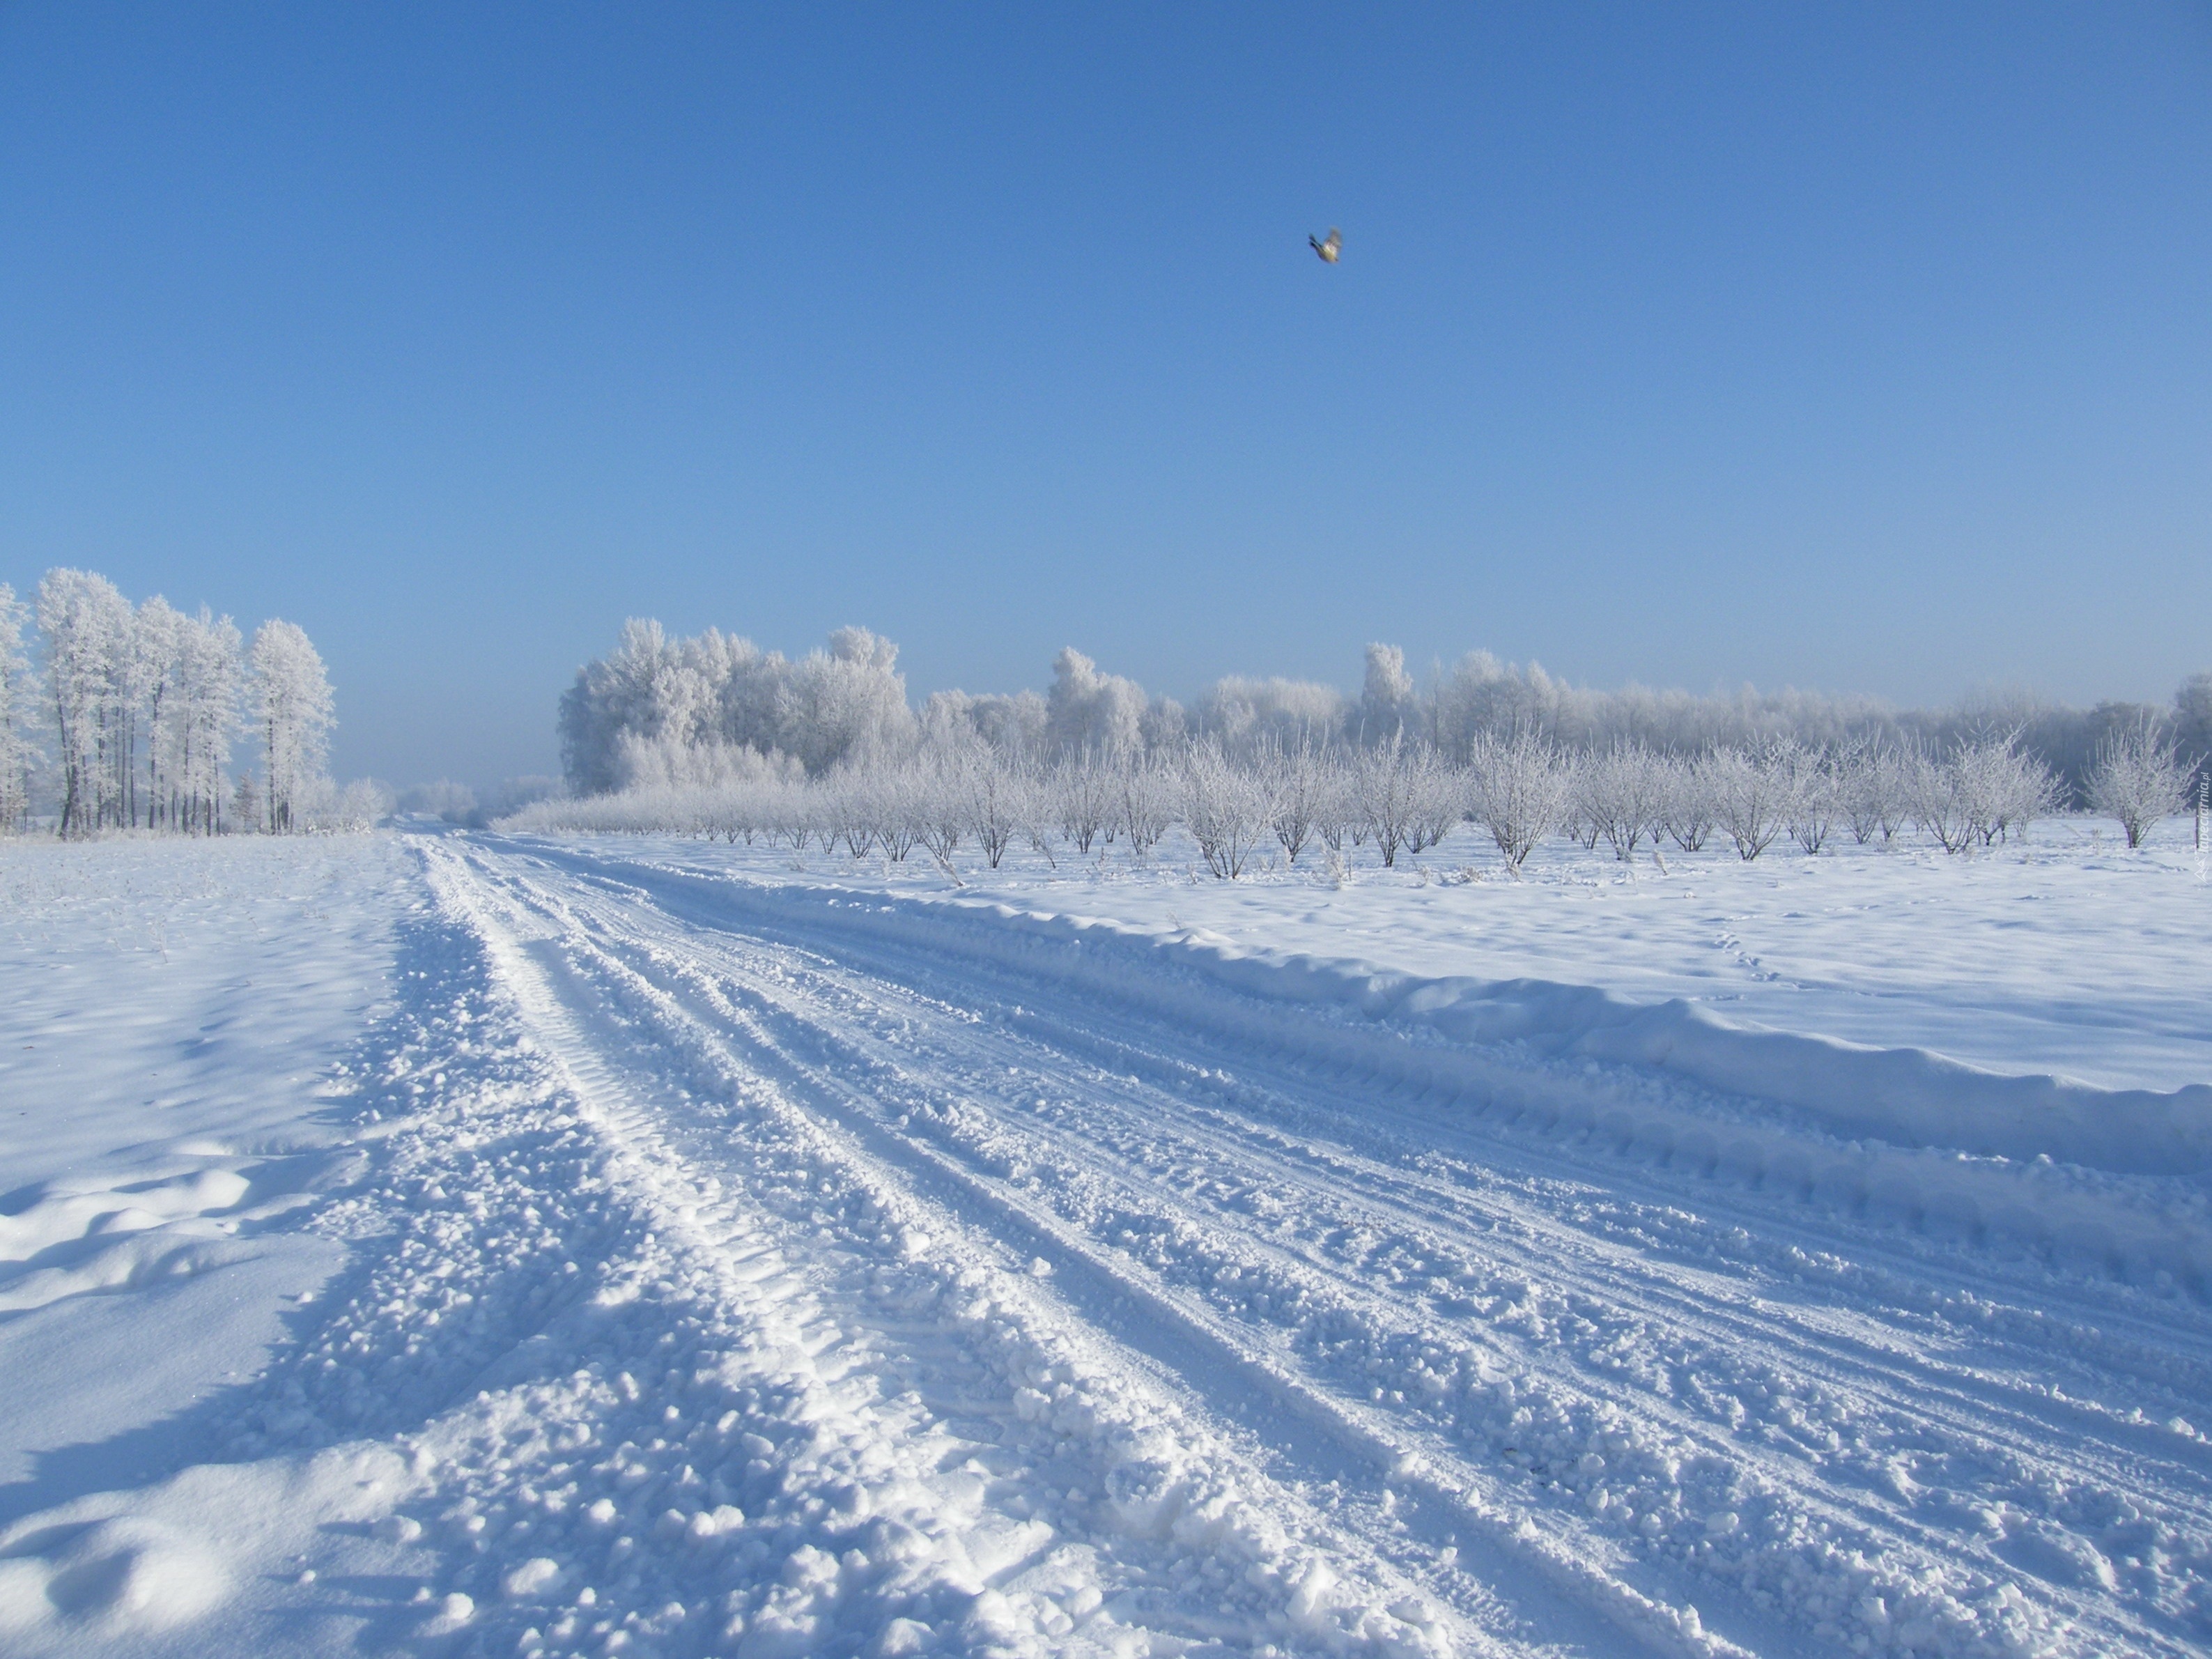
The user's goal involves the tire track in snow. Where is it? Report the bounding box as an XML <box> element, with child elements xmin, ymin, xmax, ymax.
<box><xmin>453</xmin><ymin>844</ymin><xmax>2212</xmax><ymax>1659</ymax></box>
<box><xmin>448</xmin><ymin>847</ymin><xmax>1738</xmax><ymax>1658</ymax></box>
<box><xmin>427</xmin><ymin>839</ymin><xmax>1541</xmax><ymax>1658</ymax></box>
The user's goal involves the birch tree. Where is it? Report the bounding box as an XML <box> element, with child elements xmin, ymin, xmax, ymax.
<box><xmin>38</xmin><ymin>569</ymin><xmax>132</xmax><ymax>835</ymax></box>
<box><xmin>132</xmin><ymin>596</ymin><xmax>184</xmax><ymax>828</ymax></box>
<box><xmin>249</xmin><ymin>619</ymin><xmax>334</xmax><ymax>833</ymax></box>
<box><xmin>175</xmin><ymin>608</ymin><xmax>242</xmax><ymax>833</ymax></box>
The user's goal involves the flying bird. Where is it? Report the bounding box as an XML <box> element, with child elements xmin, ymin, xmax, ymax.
<box><xmin>1309</xmin><ymin>227</ymin><xmax>1341</xmax><ymax>263</ymax></box>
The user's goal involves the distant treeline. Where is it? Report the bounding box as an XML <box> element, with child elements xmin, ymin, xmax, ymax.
<box><xmin>557</xmin><ymin>621</ymin><xmax>2212</xmax><ymax>806</ymax></box>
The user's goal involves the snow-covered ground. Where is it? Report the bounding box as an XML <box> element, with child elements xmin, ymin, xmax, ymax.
<box><xmin>3</xmin><ymin>824</ymin><xmax>2211</xmax><ymax>1658</ymax></box>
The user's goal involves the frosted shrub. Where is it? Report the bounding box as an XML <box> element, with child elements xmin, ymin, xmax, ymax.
<box><xmin>1053</xmin><ymin>754</ymin><xmax>1115</xmax><ymax>854</ymax></box>
<box><xmin>1351</xmin><ymin>741</ymin><xmax>1425</xmax><ymax>867</ymax></box>
<box><xmin>297</xmin><ymin>776</ymin><xmax>394</xmax><ymax>832</ymax></box>
<box><xmin>1660</xmin><ymin>754</ymin><xmax>1717</xmax><ymax>853</ymax></box>
<box><xmin>1254</xmin><ymin>736</ymin><xmax>1334</xmax><ymax>865</ymax></box>
<box><xmin>1117</xmin><ymin>760</ymin><xmax>1176</xmax><ymax>858</ymax></box>
<box><xmin>2088</xmin><ymin>720</ymin><xmax>2188</xmax><ymax>849</ymax></box>
<box><xmin>1311</xmin><ymin>753</ymin><xmax>1356</xmax><ymax>856</ymax></box>
<box><xmin>873</xmin><ymin>770</ymin><xmax>922</xmax><ymax>862</ymax></box>
<box><xmin>1018</xmin><ymin>776</ymin><xmax>1060</xmax><ymax>867</ymax></box>
<box><xmin>1578</xmin><ymin>741</ymin><xmax>1667</xmax><ymax>861</ymax></box>
<box><xmin>1710</xmin><ymin>744</ymin><xmax>1793</xmax><ymax>861</ymax></box>
<box><xmin>1405</xmin><ymin>747</ymin><xmax>1464</xmax><ymax>856</ymax></box>
<box><xmin>956</xmin><ymin>748</ymin><xmax>1028</xmax><ymax>870</ymax></box>
<box><xmin>1835</xmin><ymin>741</ymin><xmax>1896</xmax><ymax>846</ymax></box>
<box><xmin>1786</xmin><ymin>746</ymin><xmax>1836</xmax><ymax>856</ymax></box>
<box><xmin>1905</xmin><ymin>746</ymin><xmax>1977</xmax><ymax>854</ymax></box>
<box><xmin>1958</xmin><ymin>739</ymin><xmax>2059</xmax><ymax>847</ymax></box>
<box><xmin>1181</xmin><ymin>741</ymin><xmax>1270</xmax><ymax>879</ymax></box>
<box><xmin>1466</xmin><ymin>730</ymin><xmax>1572</xmax><ymax>875</ymax></box>
<box><xmin>823</xmin><ymin>766</ymin><xmax>880</xmax><ymax>856</ymax></box>
<box><xmin>911</xmin><ymin>752</ymin><xmax>968</xmax><ymax>870</ymax></box>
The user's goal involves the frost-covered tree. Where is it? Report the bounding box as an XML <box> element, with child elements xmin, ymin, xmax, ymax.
<box><xmin>1197</xmin><ymin>677</ymin><xmax>1347</xmax><ymax>754</ymax></box>
<box><xmin>2087</xmin><ymin>719</ymin><xmax>2187</xmax><ymax>849</ymax></box>
<box><xmin>773</xmin><ymin>627</ymin><xmax>918</xmax><ymax>772</ymax></box>
<box><xmin>923</xmin><ymin>688</ymin><xmax>1050</xmax><ymax>759</ymax></box>
<box><xmin>131</xmin><ymin>596</ymin><xmax>185</xmax><ymax>828</ymax></box>
<box><xmin>1357</xmin><ymin>644</ymin><xmax>1419</xmax><ymax>746</ymax></box>
<box><xmin>249</xmin><ymin>619</ymin><xmax>334</xmax><ymax>833</ymax></box>
<box><xmin>0</xmin><ymin>584</ymin><xmax>35</xmax><ymax>832</ymax></box>
<box><xmin>173</xmin><ymin>608</ymin><xmax>242</xmax><ymax>833</ymax></box>
<box><xmin>559</xmin><ymin>620</ymin><xmax>916</xmax><ymax>792</ymax></box>
<box><xmin>38</xmin><ymin>568</ymin><xmax>134</xmax><ymax>835</ymax></box>
<box><xmin>1046</xmin><ymin>649</ymin><xmax>1148</xmax><ymax>762</ymax></box>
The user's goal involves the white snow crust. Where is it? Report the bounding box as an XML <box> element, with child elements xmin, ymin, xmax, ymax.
<box><xmin>3</xmin><ymin>826</ymin><xmax>2210</xmax><ymax>1658</ymax></box>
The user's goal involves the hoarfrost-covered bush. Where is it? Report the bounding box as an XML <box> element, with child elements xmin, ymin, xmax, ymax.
<box><xmin>1710</xmin><ymin>744</ymin><xmax>1793</xmax><ymax>861</ymax></box>
<box><xmin>1660</xmin><ymin>753</ymin><xmax>1717</xmax><ymax>853</ymax></box>
<box><xmin>1350</xmin><ymin>741</ymin><xmax>1424</xmax><ymax>867</ymax></box>
<box><xmin>1053</xmin><ymin>753</ymin><xmax>1116</xmax><ymax>855</ymax></box>
<box><xmin>2087</xmin><ymin>720</ymin><xmax>2188</xmax><ymax>849</ymax></box>
<box><xmin>1117</xmin><ymin>760</ymin><xmax>1177</xmax><ymax>858</ymax></box>
<box><xmin>1956</xmin><ymin>738</ymin><xmax>2060</xmax><ymax>847</ymax></box>
<box><xmin>1903</xmin><ymin>739</ymin><xmax>2059</xmax><ymax>854</ymax></box>
<box><xmin>1835</xmin><ymin>741</ymin><xmax>1905</xmax><ymax>845</ymax></box>
<box><xmin>1405</xmin><ymin>747</ymin><xmax>1464</xmax><ymax>856</ymax></box>
<box><xmin>1785</xmin><ymin>746</ymin><xmax>1836</xmax><ymax>856</ymax></box>
<box><xmin>1251</xmin><ymin>737</ymin><xmax>1334</xmax><ymax>865</ymax></box>
<box><xmin>1181</xmin><ymin>740</ymin><xmax>1270</xmax><ymax>879</ymax></box>
<box><xmin>1577</xmin><ymin>742</ymin><xmax>1669</xmax><ymax>861</ymax></box>
<box><xmin>952</xmin><ymin>744</ymin><xmax>1030</xmax><ymax>870</ymax></box>
<box><xmin>1907</xmin><ymin>746</ymin><xmax>1978</xmax><ymax>854</ymax></box>
<box><xmin>299</xmin><ymin>777</ymin><xmax>396</xmax><ymax>832</ymax></box>
<box><xmin>1465</xmin><ymin>730</ymin><xmax>1572</xmax><ymax>875</ymax></box>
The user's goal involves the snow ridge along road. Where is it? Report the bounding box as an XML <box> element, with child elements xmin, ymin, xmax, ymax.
<box><xmin>419</xmin><ymin>835</ymin><xmax>2212</xmax><ymax>1659</ymax></box>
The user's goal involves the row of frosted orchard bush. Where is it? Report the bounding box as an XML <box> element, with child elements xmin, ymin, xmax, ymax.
<box><xmin>501</xmin><ymin>723</ymin><xmax>2199</xmax><ymax>879</ymax></box>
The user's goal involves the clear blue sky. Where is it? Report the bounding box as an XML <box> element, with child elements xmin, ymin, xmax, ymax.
<box><xmin>3</xmin><ymin>4</ymin><xmax>2207</xmax><ymax>785</ymax></box>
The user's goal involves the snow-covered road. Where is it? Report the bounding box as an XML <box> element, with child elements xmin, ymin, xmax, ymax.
<box><xmin>424</xmin><ymin>835</ymin><xmax>2212</xmax><ymax>1658</ymax></box>
<box><xmin>6</xmin><ymin>831</ymin><xmax>2210</xmax><ymax>1658</ymax></box>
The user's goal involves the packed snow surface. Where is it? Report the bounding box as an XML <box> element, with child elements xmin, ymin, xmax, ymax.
<box><xmin>2</xmin><ymin>825</ymin><xmax>2210</xmax><ymax>1658</ymax></box>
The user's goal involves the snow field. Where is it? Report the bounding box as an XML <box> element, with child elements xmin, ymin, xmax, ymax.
<box><xmin>4</xmin><ymin>828</ymin><xmax>2211</xmax><ymax>1656</ymax></box>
